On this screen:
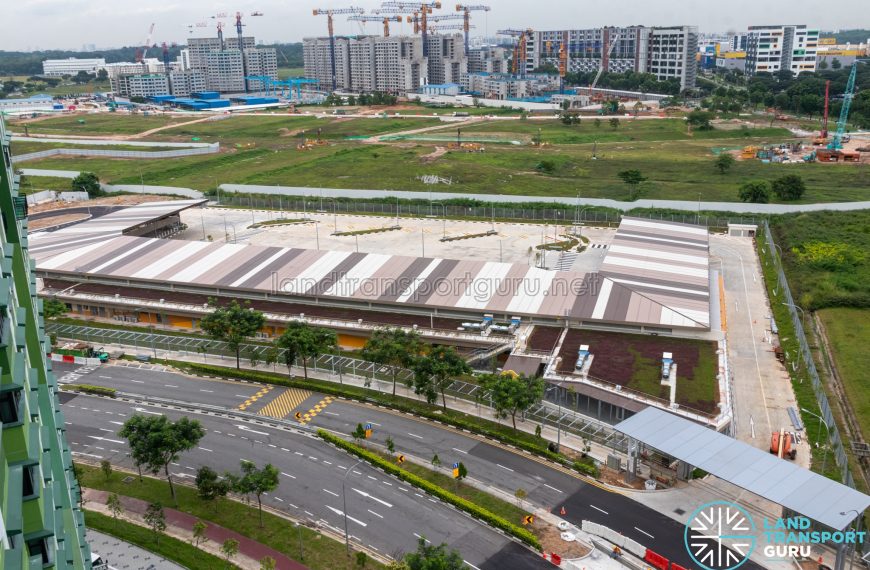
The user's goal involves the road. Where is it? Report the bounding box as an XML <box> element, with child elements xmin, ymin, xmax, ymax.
<box><xmin>60</xmin><ymin>387</ymin><xmax>546</xmax><ymax>569</ymax></box>
<box><xmin>57</xmin><ymin>361</ymin><xmax>768</xmax><ymax>569</ymax></box>
<box><xmin>28</xmin><ymin>205</ymin><xmax>122</xmax><ymax>222</ymax></box>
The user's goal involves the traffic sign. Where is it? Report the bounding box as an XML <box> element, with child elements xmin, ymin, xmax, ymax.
<box><xmin>452</xmin><ymin>462</ymin><xmax>459</xmax><ymax>469</ymax></box>
<box><xmin>523</xmin><ymin>515</ymin><xmax>535</xmax><ymax>525</ymax></box>
<box><xmin>397</xmin><ymin>454</ymin><xmax>405</xmax><ymax>464</ymax></box>
<box><xmin>364</xmin><ymin>423</ymin><xmax>373</xmax><ymax>439</ymax></box>
<box><xmin>294</xmin><ymin>412</ymin><xmax>302</xmax><ymax>421</ymax></box>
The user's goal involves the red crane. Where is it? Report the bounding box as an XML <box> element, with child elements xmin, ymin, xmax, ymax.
<box><xmin>822</xmin><ymin>79</ymin><xmax>831</xmax><ymax>139</ymax></box>
<box><xmin>135</xmin><ymin>23</ymin><xmax>156</xmax><ymax>69</ymax></box>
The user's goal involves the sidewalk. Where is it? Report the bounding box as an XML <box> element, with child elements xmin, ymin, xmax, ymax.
<box><xmin>84</xmin><ymin>488</ymin><xmax>308</xmax><ymax>570</ymax></box>
<box><xmin>87</xmin><ymin>528</ymin><xmax>184</xmax><ymax>570</ymax></box>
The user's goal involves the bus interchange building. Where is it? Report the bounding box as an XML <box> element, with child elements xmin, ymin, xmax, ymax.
<box><xmin>30</xmin><ymin>201</ymin><xmax>728</xmax><ymax>429</ymax></box>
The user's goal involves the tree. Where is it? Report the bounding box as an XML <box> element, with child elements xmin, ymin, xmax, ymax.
<box><xmin>362</xmin><ymin>328</ymin><xmax>422</xmax><ymax>396</ymax></box>
<box><xmin>609</xmin><ymin>117</ymin><xmax>620</xmax><ymax>129</ymax></box>
<box><xmin>686</xmin><ymin>110</ymin><xmax>714</xmax><ymax>130</ymax></box>
<box><xmin>144</xmin><ymin>502</ymin><xmax>167</xmax><ymax>545</ymax></box>
<box><xmin>260</xmin><ymin>556</ymin><xmax>277</xmax><ymax>570</ymax></box>
<box><xmin>72</xmin><ymin>70</ymin><xmax>94</xmax><ymax>84</ymax></box>
<box><xmin>831</xmin><ymin>58</ymin><xmax>842</xmax><ymax>70</ymax></box>
<box><xmin>514</xmin><ymin>488</ymin><xmax>527</xmax><ymax>507</ymax></box>
<box><xmin>106</xmin><ymin>493</ymin><xmax>123</xmax><ymax>520</ymax></box>
<box><xmin>97</xmin><ymin>68</ymin><xmax>109</xmax><ymax>81</ymax></box>
<box><xmin>119</xmin><ymin>414</ymin><xmax>205</xmax><ymax>505</ymax></box>
<box><xmin>221</xmin><ymin>538</ymin><xmax>240</xmax><ymax>565</ymax></box>
<box><xmin>738</xmin><ymin>180</ymin><xmax>771</xmax><ymax>203</ymax></box>
<box><xmin>411</xmin><ymin>346</ymin><xmax>471</xmax><ymax>410</ymax></box>
<box><xmin>71</xmin><ymin>171</ymin><xmax>102</xmax><ymax>197</ymax></box>
<box><xmin>772</xmin><ymin>174</ymin><xmax>806</xmax><ymax>201</ymax></box>
<box><xmin>405</xmin><ymin>537</ymin><xmax>465</xmax><ymax>570</ymax></box>
<box><xmin>199</xmin><ymin>299</ymin><xmax>266</xmax><ymax>369</ymax></box>
<box><xmin>431</xmin><ymin>454</ymin><xmax>441</xmax><ymax>468</ymax></box>
<box><xmin>274</xmin><ymin>321</ymin><xmax>337</xmax><ymax>380</ymax></box>
<box><xmin>617</xmin><ymin>169</ymin><xmax>648</xmax><ymax>201</ymax></box>
<box><xmin>356</xmin><ymin>551</ymin><xmax>369</xmax><ymax>568</ymax></box>
<box><xmin>385</xmin><ymin>435</ymin><xmax>395</xmax><ymax>457</ymax></box>
<box><xmin>714</xmin><ymin>153</ymin><xmax>736</xmax><ymax>174</ymax></box>
<box><xmin>480</xmin><ymin>372</ymin><xmax>545</xmax><ymax>430</ymax></box>
<box><xmin>195</xmin><ymin>466</ymin><xmax>230</xmax><ymax>504</ymax></box>
<box><xmin>594</xmin><ymin>118</ymin><xmax>601</xmax><ymax>128</ymax></box>
<box><xmin>192</xmin><ymin>520</ymin><xmax>209</xmax><ymax>549</ymax></box>
<box><xmin>43</xmin><ymin>298</ymin><xmax>68</xmax><ymax>319</ymax></box>
<box><xmin>232</xmin><ymin>460</ymin><xmax>280</xmax><ymax>527</ymax></box>
<box><xmin>100</xmin><ymin>459</ymin><xmax>113</xmax><ymax>481</ymax></box>
<box><xmin>352</xmin><ymin>423</ymin><xmax>367</xmax><ymax>445</ymax></box>
<box><xmin>456</xmin><ymin>462</ymin><xmax>467</xmax><ymax>481</ymax></box>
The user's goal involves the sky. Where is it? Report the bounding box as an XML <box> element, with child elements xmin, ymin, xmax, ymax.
<box><xmin>4</xmin><ymin>0</ymin><xmax>868</xmax><ymax>51</ymax></box>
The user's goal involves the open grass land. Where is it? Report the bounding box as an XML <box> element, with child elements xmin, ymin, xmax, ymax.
<box><xmin>77</xmin><ymin>464</ymin><xmax>382</xmax><ymax>570</ymax></box>
<box><xmin>13</xmin><ymin>115</ymin><xmax>870</xmax><ymax>203</ymax></box>
<box><xmin>817</xmin><ymin>308</ymin><xmax>870</xmax><ymax>446</ymax></box>
<box><xmin>539</xmin><ymin>327</ymin><xmax>719</xmax><ymax>413</ymax></box>
<box><xmin>18</xmin><ymin>175</ymin><xmax>76</xmax><ymax>193</ymax></box>
<box><xmin>276</xmin><ymin>67</ymin><xmax>306</xmax><ymax>78</ymax></box>
<box><xmin>11</xmin><ymin>140</ymin><xmax>187</xmax><ymax>154</ymax></box>
<box><xmin>10</xmin><ymin>113</ymin><xmax>191</xmax><ymax>135</ymax></box>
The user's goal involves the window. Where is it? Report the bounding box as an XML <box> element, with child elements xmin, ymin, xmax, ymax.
<box><xmin>23</xmin><ymin>464</ymin><xmax>38</xmax><ymax>499</ymax></box>
<box><xmin>0</xmin><ymin>389</ymin><xmax>22</xmax><ymax>424</ymax></box>
<box><xmin>26</xmin><ymin>537</ymin><xmax>54</xmax><ymax>566</ymax></box>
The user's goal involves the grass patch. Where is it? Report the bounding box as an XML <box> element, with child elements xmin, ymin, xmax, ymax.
<box><xmin>11</xmin><ymin>113</ymin><xmax>189</xmax><ymax>135</ymax></box>
<box><xmin>16</xmin><ymin>175</ymin><xmax>73</xmax><ymax>193</ymax></box>
<box><xmin>817</xmin><ymin>308</ymin><xmax>870</xmax><ymax>446</ymax></box>
<box><xmin>85</xmin><ymin>510</ymin><xmax>235</xmax><ymax>570</ymax></box>
<box><xmin>77</xmin><ymin>464</ymin><xmax>382</xmax><ymax>570</ymax></box>
<box><xmin>11</xmin><ymin>141</ymin><xmax>187</xmax><ymax>154</ymax></box>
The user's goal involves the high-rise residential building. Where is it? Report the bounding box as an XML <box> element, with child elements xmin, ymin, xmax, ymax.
<box><xmin>205</xmin><ymin>50</ymin><xmax>246</xmax><ymax>92</ymax></box>
<box><xmin>186</xmin><ymin>37</ymin><xmax>256</xmax><ymax>72</ymax></box>
<box><xmin>112</xmin><ymin>74</ymin><xmax>170</xmax><ymax>98</ymax></box>
<box><xmin>745</xmin><ymin>25</ymin><xmax>819</xmax><ymax>75</ymax></box>
<box><xmin>0</xmin><ymin>117</ymin><xmax>92</xmax><ymax>568</ymax></box>
<box><xmin>528</xmin><ymin>25</ymin><xmax>698</xmax><ymax>91</ymax></box>
<box><xmin>303</xmin><ymin>34</ymin><xmax>425</xmax><ymax>93</ymax></box>
<box><xmin>41</xmin><ymin>58</ymin><xmax>106</xmax><ymax>77</ymax></box>
<box><xmin>168</xmin><ymin>70</ymin><xmax>208</xmax><ymax>98</ymax></box>
<box><xmin>183</xmin><ymin>37</ymin><xmax>277</xmax><ymax>93</ymax></box>
<box><xmin>468</xmin><ymin>46</ymin><xmax>510</xmax><ymax>74</ymax></box>
<box><xmin>425</xmin><ymin>34</ymin><xmax>467</xmax><ymax>85</ymax></box>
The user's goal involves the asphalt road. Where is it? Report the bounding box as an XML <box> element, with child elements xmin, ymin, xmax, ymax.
<box><xmin>28</xmin><ymin>205</ymin><xmax>122</xmax><ymax>222</ymax></box>
<box><xmin>60</xmin><ymin>390</ymin><xmax>546</xmax><ymax>569</ymax></box>
<box><xmin>58</xmin><ymin>361</ymin><xmax>766</xmax><ymax>570</ymax></box>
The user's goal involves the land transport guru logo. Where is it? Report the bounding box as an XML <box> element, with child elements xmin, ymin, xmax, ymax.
<box><xmin>684</xmin><ymin>501</ymin><xmax>867</xmax><ymax>570</ymax></box>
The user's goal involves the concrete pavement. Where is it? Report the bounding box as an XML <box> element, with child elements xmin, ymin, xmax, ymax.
<box><xmin>86</xmin><ymin>528</ymin><xmax>184</xmax><ymax>570</ymax></box>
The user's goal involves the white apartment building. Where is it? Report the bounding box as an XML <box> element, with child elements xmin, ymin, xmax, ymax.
<box><xmin>425</xmin><ymin>34</ymin><xmax>466</xmax><ymax>85</ymax></box>
<box><xmin>105</xmin><ymin>59</ymin><xmax>164</xmax><ymax>83</ymax></box>
<box><xmin>244</xmin><ymin>48</ymin><xmax>278</xmax><ymax>79</ymax></box>
<box><xmin>464</xmin><ymin>72</ymin><xmax>558</xmax><ymax>100</ymax></box>
<box><xmin>205</xmin><ymin>50</ymin><xmax>245</xmax><ymax>93</ymax></box>
<box><xmin>468</xmin><ymin>46</ymin><xmax>510</xmax><ymax>74</ymax></box>
<box><xmin>114</xmin><ymin>74</ymin><xmax>169</xmax><ymax>98</ymax></box>
<box><xmin>745</xmin><ymin>25</ymin><xmax>819</xmax><ymax>75</ymax></box>
<box><xmin>168</xmin><ymin>70</ymin><xmax>207</xmax><ymax>97</ymax></box>
<box><xmin>647</xmin><ymin>26</ymin><xmax>698</xmax><ymax>91</ymax></box>
<box><xmin>187</xmin><ymin>36</ymin><xmax>257</xmax><ymax>72</ymax></box>
<box><xmin>42</xmin><ymin>57</ymin><xmax>106</xmax><ymax>76</ymax></box>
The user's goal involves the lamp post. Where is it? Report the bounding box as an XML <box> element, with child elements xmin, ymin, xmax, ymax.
<box><xmin>783</xmin><ymin>302</ymin><xmax>807</xmax><ymax>332</ymax></box>
<box><xmin>342</xmin><ymin>459</ymin><xmax>364</xmax><ymax>556</ymax></box>
<box><xmin>839</xmin><ymin>509</ymin><xmax>863</xmax><ymax>570</ymax></box>
<box><xmin>801</xmin><ymin>407</ymin><xmax>830</xmax><ymax>476</ymax></box>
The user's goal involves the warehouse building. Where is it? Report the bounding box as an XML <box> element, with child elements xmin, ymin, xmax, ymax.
<box><xmin>42</xmin><ymin>57</ymin><xmax>105</xmax><ymax>76</ymax></box>
<box><xmin>0</xmin><ymin>118</ymin><xmax>92</xmax><ymax>568</ymax></box>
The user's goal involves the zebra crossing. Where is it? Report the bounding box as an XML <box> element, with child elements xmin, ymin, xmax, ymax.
<box><xmin>257</xmin><ymin>388</ymin><xmax>312</xmax><ymax>420</ymax></box>
<box><xmin>589</xmin><ymin>243</ymin><xmax>608</xmax><ymax>249</ymax></box>
<box><xmin>555</xmin><ymin>252</ymin><xmax>579</xmax><ymax>271</ymax></box>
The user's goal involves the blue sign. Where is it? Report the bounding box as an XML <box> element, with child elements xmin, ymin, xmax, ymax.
<box><xmin>364</xmin><ymin>423</ymin><xmax>373</xmax><ymax>430</ymax></box>
<box><xmin>452</xmin><ymin>462</ymin><xmax>459</xmax><ymax>469</ymax></box>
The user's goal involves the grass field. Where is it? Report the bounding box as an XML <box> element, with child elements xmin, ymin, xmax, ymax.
<box><xmin>11</xmin><ymin>141</ymin><xmax>187</xmax><ymax>154</ymax></box>
<box><xmin>78</xmin><ymin>464</ymin><xmax>383</xmax><ymax>570</ymax></box>
<box><xmin>277</xmin><ymin>67</ymin><xmax>305</xmax><ymax>78</ymax></box>
<box><xmin>12</xmin><ymin>113</ymin><xmax>190</xmax><ymax>135</ymax></box>
<box><xmin>18</xmin><ymin>175</ymin><xmax>75</xmax><ymax>193</ymax></box>
<box><xmin>12</xmin><ymin>114</ymin><xmax>870</xmax><ymax>203</ymax></box>
<box><xmin>817</xmin><ymin>308</ymin><xmax>870</xmax><ymax>446</ymax></box>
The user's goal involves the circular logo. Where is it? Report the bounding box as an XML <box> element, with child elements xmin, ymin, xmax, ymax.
<box><xmin>684</xmin><ymin>501</ymin><xmax>756</xmax><ymax>570</ymax></box>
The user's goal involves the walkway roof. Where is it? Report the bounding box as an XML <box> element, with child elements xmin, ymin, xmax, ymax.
<box><xmin>616</xmin><ymin>407</ymin><xmax>870</xmax><ymax>530</ymax></box>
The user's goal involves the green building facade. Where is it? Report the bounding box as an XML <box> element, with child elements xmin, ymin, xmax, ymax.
<box><xmin>0</xmin><ymin>117</ymin><xmax>91</xmax><ymax>568</ymax></box>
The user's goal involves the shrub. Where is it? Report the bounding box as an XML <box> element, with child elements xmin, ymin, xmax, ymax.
<box><xmin>573</xmin><ymin>460</ymin><xmax>599</xmax><ymax>478</ymax></box>
<box><xmin>771</xmin><ymin>174</ymin><xmax>806</xmax><ymax>201</ymax></box>
<box><xmin>64</xmin><ymin>384</ymin><xmax>116</xmax><ymax>397</ymax></box>
<box><xmin>738</xmin><ymin>180</ymin><xmax>770</xmax><ymax>203</ymax></box>
<box><xmin>318</xmin><ymin>429</ymin><xmax>541</xmax><ymax>551</ymax></box>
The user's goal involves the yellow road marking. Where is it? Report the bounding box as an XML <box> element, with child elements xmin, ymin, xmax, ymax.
<box><xmin>258</xmin><ymin>388</ymin><xmax>312</xmax><ymax>420</ymax></box>
<box><xmin>237</xmin><ymin>385</ymin><xmax>273</xmax><ymax>411</ymax></box>
<box><xmin>299</xmin><ymin>395</ymin><xmax>335</xmax><ymax>425</ymax></box>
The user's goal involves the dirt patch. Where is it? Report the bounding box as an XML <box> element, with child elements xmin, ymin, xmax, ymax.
<box><xmin>533</xmin><ymin>519</ymin><xmax>591</xmax><ymax>559</ymax></box>
<box><xmin>28</xmin><ymin>194</ymin><xmax>173</xmax><ymax>214</ymax></box>
<box><xmin>278</xmin><ymin>127</ymin><xmax>305</xmax><ymax>137</ymax></box>
<box><xmin>421</xmin><ymin>146</ymin><xmax>448</xmax><ymax>163</ymax></box>
<box><xmin>597</xmin><ymin>466</ymin><xmax>648</xmax><ymax>490</ymax></box>
<box><xmin>30</xmin><ymin>213</ymin><xmax>90</xmax><ymax>230</ymax></box>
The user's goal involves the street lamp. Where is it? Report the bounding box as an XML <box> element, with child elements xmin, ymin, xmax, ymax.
<box><xmin>839</xmin><ymin>509</ymin><xmax>863</xmax><ymax>570</ymax></box>
<box><xmin>783</xmin><ymin>302</ymin><xmax>807</xmax><ymax>332</ymax></box>
<box><xmin>342</xmin><ymin>459</ymin><xmax>364</xmax><ymax>556</ymax></box>
<box><xmin>801</xmin><ymin>407</ymin><xmax>829</xmax><ymax>476</ymax></box>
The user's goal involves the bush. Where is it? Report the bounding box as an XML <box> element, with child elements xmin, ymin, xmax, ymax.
<box><xmin>771</xmin><ymin>174</ymin><xmax>806</xmax><ymax>201</ymax></box>
<box><xmin>738</xmin><ymin>180</ymin><xmax>770</xmax><ymax>203</ymax></box>
<box><xmin>318</xmin><ymin>429</ymin><xmax>542</xmax><ymax>551</ymax></box>
<box><xmin>64</xmin><ymin>384</ymin><xmax>116</xmax><ymax>397</ymax></box>
<box><xmin>573</xmin><ymin>460</ymin><xmax>599</xmax><ymax>478</ymax></box>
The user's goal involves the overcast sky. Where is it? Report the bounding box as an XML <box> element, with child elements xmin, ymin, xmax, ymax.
<box><xmin>4</xmin><ymin>0</ymin><xmax>867</xmax><ymax>51</ymax></box>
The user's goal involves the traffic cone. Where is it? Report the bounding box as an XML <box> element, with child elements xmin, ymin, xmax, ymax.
<box><xmin>560</xmin><ymin>506</ymin><xmax>566</xmax><ymax>516</ymax></box>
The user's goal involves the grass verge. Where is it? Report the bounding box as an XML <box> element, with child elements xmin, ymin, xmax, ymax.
<box><xmin>77</xmin><ymin>464</ymin><xmax>383</xmax><ymax>570</ymax></box>
<box><xmin>317</xmin><ymin>430</ymin><xmax>541</xmax><ymax>550</ymax></box>
<box><xmin>85</xmin><ymin>510</ymin><xmax>235</xmax><ymax>570</ymax></box>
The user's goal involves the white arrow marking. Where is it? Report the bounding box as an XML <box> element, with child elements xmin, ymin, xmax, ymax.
<box><xmin>236</xmin><ymin>425</ymin><xmax>269</xmax><ymax>436</ymax></box>
<box><xmin>133</xmin><ymin>407</ymin><xmax>161</xmax><ymax>415</ymax></box>
<box><xmin>87</xmin><ymin>436</ymin><xmax>125</xmax><ymax>444</ymax></box>
<box><xmin>352</xmin><ymin>488</ymin><xmax>393</xmax><ymax>508</ymax></box>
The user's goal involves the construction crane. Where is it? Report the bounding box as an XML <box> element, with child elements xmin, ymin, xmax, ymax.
<box><xmin>347</xmin><ymin>14</ymin><xmax>402</xmax><ymax>37</ymax></box>
<box><xmin>312</xmin><ymin>6</ymin><xmax>365</xmax><ymax>91</ymax></box>
<box><xmin>429</xmin><ymin>23</ymin><xmax>473</xmax><ymax>33</ymax></box>
<box><xmin>135</xmin><ymin>23</ymin><xmax>156</xmax><ymax>70</ymax></box>
<box><xmin>589</xmin><ymin>31</ymin><xmax>620</xmax><ymax>97</ymax></box>
<box><xmin>558</xmin><ymin>30</ymin><xmax>568</xmax><ymax>92</ymax></box>
<box><xmin>381</xmin><ymin>2</ymin><xmax>441</xmax><ymax>57</ymax></box>
<box><xmin>251</xmin><ymin>11</ymin><xmax>264</xmax><ymax>16</ymax></box>
<box><xmin>454</xmin><ymin>4</ymin><xmax>490</xmax><ymax>55</ymax></box>
<box><xmin>216</xmin><ymin>21</ymin><xmax>226</xmax><ymax>50</ymax></box>
<box><xmin>498</xmin><ymin>29</ymin><xmax>532</xmax><ymax>77</ymax></box>
<box><xmin>235</xmin><ymin>12</ymin><xmax>249</xmax><ymax>92</ymax></box>
<box><xmin>828</xmin><ymin>61</ymin><xmax>859</xmax><ymax>151</ymax></box>
<box><xmin>161</xmin><ymin>42</ymin><xmax>173</xmax><ymax>94</ymax></box>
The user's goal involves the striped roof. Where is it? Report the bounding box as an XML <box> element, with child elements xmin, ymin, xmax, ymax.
<box><xmin>32</xmin><ymin>209</ymin><xmax>711</xmax><ymax>330</ymax></box>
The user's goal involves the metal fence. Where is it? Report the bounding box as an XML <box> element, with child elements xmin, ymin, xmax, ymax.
<box><xmin>11</xmin><ymin>143</ymin><xmax>220</xmax><ymax>164</ymax></box>
<box><xmin>761</xmin><ymin>221</ymin><xmax>855</xmax><ymax>489</ymax></box>
<box><xmin>47</xmin><ymin>322</ymin><xmax>625</xmax><ymax>451</ymax></box>
<box><xmin>217</xmin><ymin>194</ymin><xmax>761</xmax><ymax>229</ymax></box>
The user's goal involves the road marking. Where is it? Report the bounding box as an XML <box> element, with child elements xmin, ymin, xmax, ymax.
<box><xmin>274</xmin><ymin>497</ymin><xmax>284</xmax><ymax>503</ymax></box>
<box><xmin>87</xmin><ymin>436</ymin><xmax>125</xmax><ymax>444</ymax></box>
<box><xmin>338</xmin><ymin>465</ymin><xmax>347</xmax><ymax>470</ymax></box>
<box><xmin>130</xmin><ymin>380</ymin><xmax>144</xmax><ymax>384</ymax></box>
<box><xmin>308</xmin><ymin>456</ymin><xmax>318</xmax><ymax>461</ymax></box>
<box><xmin>381</xmin><ymin>481</ymin><xmax>392</xmax><ymax>486</ymax></box>
<box><xmin>451</xmin><ymin>447</ymin><xmax>468</xmax><ymax>455</ymax></box>
<box><xmin>94</xmin><ymin>447</ymin><xmax>105</xmax><ymax>451</ymax></box>
<box><xmin>133</xmin><ymin>407</ymin><xmax>160</xmax><ymax>415</ymax></box>
<box><xmin>280</xmin><ymin>448</ymin><xmax>290</xmax><ymax>452</ymax></box>
<box><xmin>590</xmin><ymin>504</ymin><xmax>609</xmax><ymax>515</ymax></box>
<box><xmin>235</xmin><ymin>394</ymin><xmax>248</xmax><ymax>398</ymax></box>
<box><xmin>98</xmin><ymin>375</ymin><xmax>112</xmax><ymax>379</ymax></box>
<box><xmin>496</xmin><ymin>464</ymin><xmax>514</xmax><ymax>472</ymax></box>
<box><xmin>165</xmin><ymin>385</ymin><xmax>178</xmax><ymax>388</ymax></box>
<box><xmin>304</xmin><ymin>511</ymin><xmax>314</xmax><ymax>517</ymax></box>
<box><xmin>367</xmin><ymin>475</ymin><xmax>376</xmax><ymax>480</ymax></box>
<box><xmin>98</xmin><ymin>428</ymin><xmax>112</xmax><ymax>432</ymax></box>
<box><xmin>294</xmin><ymin>452</ymin><xmax>304</xmax><ymax>456</ymax></box>
<box><xmin>352</xmin><ymin>488</ymin><xmax>393</xmax><ymax>508</ymax></box>
<box><xmin>367</xmin><ymin>509</ymin><xmax>383</xmax><ymax>519</ymax></box>
<box><xmin>324</xmin><ymin>411</ymin><xmax>340</xmax><ymax>416</ymax></box>
<box><xmin>238</xmin><ymin>385</ymin><xmax>274</xmax><ymax>412</ymax></box>
<box><xmin>464</xmin><ymin>561</ymin><xmax>482</xmax><ymax>570</ymax></box>
<box><xmin>323</xmin><ymin>461</ymin><xmax>332</xmax><ymax>465</ymax></box>
<box><xmin>369</xmin><ymin>422</ymin><xmax>381</xmax><ymax>426</ymax></box>
<box><xmin>109</xmin><ymin>421</ymin><xmax>124</xmax><ymax>426</ymax></box>
<box><xmin>213</xmin><ymin>430</ymin><xmax>222</xmax><ymax>434</ymax></box>
<box><xmin>408</xmin><ymin>432</ymin><xmax>423</xmax><ymax>439</ymax></box>
<box><xmin>326</xmin><ymin>506</ymin><xmax>367</xmax><ymax>527</ymax></box>
<box><xmin>289</xmin><ymin>503</ymin><xmax>298</xmax><ymax>509</ymax></box>
<box><xmin>398</xmin><ymin>487</ymin><xmax>409</xmax><ymax>492</ymax></box>
<box><xmin>228</xmin><ymin>433</ymin><xmax>237</xmax><ymax>437</ymax></box>
<box><xmin>72</xmin><ymin>452</ymin><xmax>103</xmax><ymax>459</ymax></box>
<box><xmin>184</xmin><ymin>466</ymin><xmax>195</xmax><ymax>471</ymax></box>
<box><xmin>323</xmin><ymin>489</ymin><xmax>339</xmax><ymax>497</ymax></box>
<box><xmin>198</xmin><ymin>447</ymin><xmax>213</xmax><ymax>453</ymax></box>
<box><xmin>259</xmin><ymin>387</ymin><xmax>312</xmax><ymax>420</ymax></box>
<box><xmin>634</xmin><ymin>527</ymin><xmax>654</xmax><ymax>539</ymax></box>
<box><xmin>199</xmin><ymin>389</ymin><xmax>214</xmax><ymax>393</ymax></box>
<box><xmin>236</xmin><ymin>425</ymin><xmax>269</xmax><ymax>436</ymax></box>
<box><xmin>413</xmin><ymin>533</ymin><xmax>430</xmax><ymax>543</ymax></box>
<box><xmin>268</xmin><ymin>444</ymin><xmax>277</xmax><ymax>448</ymax></box>
<box><xmin>543</xmin><ymin>484</ymin><xmax>563</xmax><ymax>493</ymax></box>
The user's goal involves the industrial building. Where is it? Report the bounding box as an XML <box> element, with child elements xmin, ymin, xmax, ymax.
<box><xmin>0</xmin><ymin>118</ymin><xmax>92</xmax><ymax>567</ymax></box>
<box><xmin>41</xmin><ymin>57</ymin><xmax>106</xmax><ymax>76</ymax></box>
<box><xmin>528</xmin><ymin>26</ymin><xmax>699</xmax><ymax>91</ymax></box>
<box><xmin>745</xmin><ymin>24</ymin><xmax>819</xmax><ymax>75</ymax></box>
